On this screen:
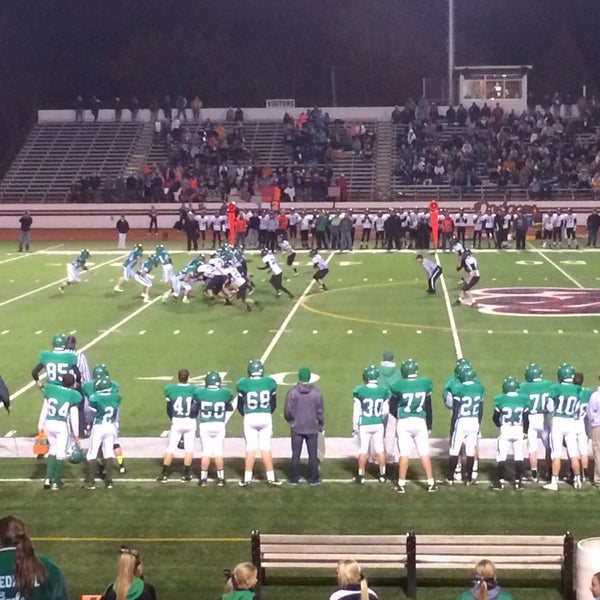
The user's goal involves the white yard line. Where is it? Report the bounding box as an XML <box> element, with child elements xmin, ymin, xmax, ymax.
<box><xmin>435</xmin><ymin>252</ymin><xmax>464</xmax><ymax>359</ymax></box>
<box><xmin>11</xmin><ymin>296</ymin><xmax>161</xmax><ymax>400</ymax></box>
<box><xmin>0</xmin><ymin>254</ymin><xmax>125</xmax><ymax>309</ymax></box>
<box><xmin>260</xmin><ymin>252</ymin><xmax>336</xmax><ymax>364</ymax></box>
<box><xmin>0</xmin><ymin>244</ymin><xmax>64</xmax><ymax>266</ymax></box>
<box><xmin>529</xmin><ymin>246</ymin><xmax>584</xmax><ymax>289</ymax></box>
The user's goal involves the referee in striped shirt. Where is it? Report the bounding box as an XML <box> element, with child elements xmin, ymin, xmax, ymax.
<box><xmin>416</xmin><ymin>254</ymin><xmax>442</xmax><ymax>294</ymax></box>
<box><xmin>66</xmin><ymin>335</ymin><xmax>91</xmax><ymax>437</ymax></box>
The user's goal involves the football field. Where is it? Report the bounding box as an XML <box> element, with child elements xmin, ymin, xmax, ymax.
<box><xmin>0</xmin><ymin>238</ymin><xmax>598</xmax><ymax>599</ymax></box>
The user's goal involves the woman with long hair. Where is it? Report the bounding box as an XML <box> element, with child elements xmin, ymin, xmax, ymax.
<box><xmin>456</xmin><ymin>559</ymin><xmax>513</xmax><ymax>600</ymax></box>
<box><xmin>101</xmin><ymin>546</ymin><xmax>156</xmax><ymax>600</ymax></box>
<box><xmin>329</xmin><ymin>559</ymin><xmax>378</xmax><ymax>600</ymax></box>
<box><xmin>0</xmin><ymin>515</ymin><xmax>67</xmax><ymax>600</ymax></box>
<box><xmin>221</xmin><ymin>562</ymin><xmax>257</xmax><ymax>600</ymax></box>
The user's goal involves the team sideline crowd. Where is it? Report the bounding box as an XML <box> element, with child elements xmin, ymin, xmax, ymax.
<box><xmin>27</xmin><ymin>330</ymin><xmax>600</xmax><ymax>494</ymax></box>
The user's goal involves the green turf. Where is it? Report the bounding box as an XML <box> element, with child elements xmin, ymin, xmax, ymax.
<box><xmin>0</xmin><ymin>240</ymin><xmax>598</xmax><ymax>598</ymax></box>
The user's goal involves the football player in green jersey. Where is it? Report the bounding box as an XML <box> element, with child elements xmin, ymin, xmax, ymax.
<box><xmin>58</xmin><ymin>249</ymin><xmax>90</xmax><ymax>293</ymax></box>
<box><xmin>544</xmin><ymin>364</ymin><xmax>581</xmax><ymax>491</ymax></box>
<box><xmin>156</xmin><ymin>244</ymin><xmax>174</xmax><ymax>283</ymax></box>
<box><xmin>236</xmin><ymin>359</ymin><xmax>280</xmax><ymax>487</ymax></box>
<box><xmin>491</xmin><ymin>377</ymin><xmax>530</xmax><ymax>491</ymax></box>
<box><xmin>445</xmin><ymin>365</ymin><xmax>483</xmax><ymax>485</ymax></box>
<box><xmin>37</xmin><ymin>373</ymin><xmax>81</xmax><ymax>491</ymax></box>
<box><xmin>518</xmin><ymin>363</ymin><xmax>553</xmax><ymax>482</ymax></box>
<box><xmin>195</xmin><ymin>371</ymin><xmax>234</xmax><ymax>486</ymax></box>
<box><xmin>159</xmin><ymin>369</ymin><xmax>200</xmax><ymax>483</ymax></box>
<box><xmin>114</xmin><ymin>244</ymin><xmax>143</xmax><ymax>292</ymax></box>
<box><xmin>134</xmin><ymin>253</ymin><xmax>159</xmax><ymax>303</ymax></box>
<box><xmin>389</xmin><ymin>359</ymin><xmax>437</xmax><ymax>493</ymax></box>
<box><xmin>378</xmin><ymin>351</ymin><xmax>402</xmax><ymax>466</ymax></box>
<box><xmin>353</xmin><ymin>366</ymin><xmax>389</xmax><ymax>484</ymax></box>
<box><xmin>442</xmin><ymin>358</ymin><xmax>481</xmax><ymax>482</ymax></box>
<box><xmin>31</xmin><ymin>334</ymin><xmax>79</xmax><ymax>391</ymax></box>
<box><xmin>85</xmin><ymin>378</ymin><xmax>121</xmax><ymax>490</ymax></box>
<box><xmin>573</xmin><ymin>372</ymin><xmax>591</xmax><ymax>484</ymax></box>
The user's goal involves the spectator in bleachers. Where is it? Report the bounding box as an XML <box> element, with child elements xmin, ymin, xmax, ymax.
<box><xmin>162</xmin><ymin>95</ymin><xmax>172</xmax><ymax>120</ymax></box>
<box><xmin>129</xmin><ymin>95</ymin><xmax>140</xmax><ymax>121</ymax></box>
<box><xmin>90</xmin><ymin>95</ymin><xmax>101</xmax><ymax>121</ymax></box>
<box><xmin>190</xmin><ymin>96</ymin><xmax>202</xmax><ymax>120</ymax></box>
<box><xmin>114</xmin><ymin>97</ymin><xmax>122</xmax><ymax>122</ymax></box>
<box><xmin>75</xmin><ymin>95</ymin><xmax>84</xmax><ymax>122</ymax></box>
<box><xmin>175</xmin><ymin>95</ymin><xmax>187</xmax><ymax>121</ymax></box>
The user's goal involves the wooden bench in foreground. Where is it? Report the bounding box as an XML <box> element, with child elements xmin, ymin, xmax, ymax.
<box><xmin>250</xmin><ymin>530</ymin><xmax>574</xmax><ymax>599</ymax></box>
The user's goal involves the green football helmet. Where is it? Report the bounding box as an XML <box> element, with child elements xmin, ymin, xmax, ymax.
<box><xmin>401</xmin><ymin>359</ymin><xmax>418</xmax><ymax>378</ymax></box>
<box><xmin>52</xmin><ymin>334</ymin><xmax>67</xmax><ymax>349</ymax></box>
<box><xmin>134</xmin><ymin>243</ymin><xmax>143</xmax><ymax>252</ymax></box>
<box><xmin>557</xmin><ymin>363</ymin><xmax>575</xmax><ymax>383</ymax></box>
<box><xmin>92</xmin><ymin>364</ymin><xmax>109</xmax><ymax>379</ymax></box>
<box><xmin>94</xmin><ymin>377</ymin><xmax>112</xmax><ymax>392</ymax></box>
<box><xmin>80</xmin><ymin>249</ymin><xmax>90</xmax><ymax>259</ymax></box>
<box><xmin>247</xmin><ymin>359</ymin><xmax>264</xmax><ymax>376</ymax></box>
<box><xmin>457</xmin><ymin>366</ymin><xmax>476</xmax><ymax>383</ymax></box>
<box><xmin>149</xmin><ymin>253</ymin><xmax>159</xmax><ymax>265</ymax></box>
<box><xmin>67</xmin><ymin>443</ymin><xmax>84</xmax><ymax>464</ymax></box>
<box><xmin>454</xmin><ymin>358</ymin><xmax>471</xmax><ymax>376</ymax></box>
<box><xmin>205</xmin><ymin>371</ymin><xmax>222</xmax><ymax>387</ymax></box>
<box><xmin>524</xmin><ymin>363</ymin><xmax>542</xmax><ymax>382</ymax></box>
<box><xmin>155</xmin><ymin>244</ymin><xmax>165</xmax><ymax>254</ymax></box>
<box><xmin>362</xmin><ymin>365</ymin><xmax>379</xmax><ymax>383</ymax></box>
<box><xmin>502</xmin><ymin>377</ymin><xmax>520</xmax><ymax>394</ymax></box>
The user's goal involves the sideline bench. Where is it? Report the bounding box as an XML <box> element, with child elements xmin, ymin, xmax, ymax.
<box><xmin>250</xmin><ymin>531</ymin><xmax>407</xmax><ymax>596</ymax></box>
<box><xmin>406</xmin><ymin>532</ymin><xmax>574</xmax><ymax>599</ymax></box>
<box><xmin>250</xmin><ymin>530</ymin><xmax>574</xmax><ymax>599</ymax></box>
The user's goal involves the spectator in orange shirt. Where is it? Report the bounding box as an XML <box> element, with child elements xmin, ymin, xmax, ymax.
<box><xmin>235</xmin><ymin>214</ymin><xmax>247</xmax><ymax>248</ymax></box>
<box><xmin>441</xmin><ymin>213</ymin><xmax>454</xmax><ymax>251</ymax></box>
<box><xmin>277</xmin><ymin>212</ymin><xmax>289</xmax><ymax>240</ymax></box>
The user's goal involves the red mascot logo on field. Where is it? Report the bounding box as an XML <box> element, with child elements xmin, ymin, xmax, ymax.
<box><xmin>471</xmin><ymin>287</ymin><xmax>600</xmax><ymax>316</ymax></box>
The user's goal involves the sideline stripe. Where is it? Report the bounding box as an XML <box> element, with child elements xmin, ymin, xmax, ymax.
<box><xmin>32</xmin><ymin>536</ymin><xmax>247</xmax><ymax>543</ymax></box>
<box><xmin>11</xmin><ymin>295</ymin><xmax>162</xmax><ymax>400</ymax></box>
<box><xmin>0</xmin><ymin>254</ymin><xmax>125</xmax><ymax>309</ymax></box>
<box><xmin>260</xmin><ymin>252</ymin><xmax>335</xmax><ymax>365</ymax></box>
<box><xmin>529</xmin><ymin>245</ymin><xmax>584</xmax><ymax>289</ymax></box>
<box><xmin>0</xmin><ymin>244</ymin><xmax>64</xmax><ymax>266</ymax></box>
<box><xmin>435</xmin><ymin>252</ymin><xmax>463</xmax><ymax>359</ymax></box>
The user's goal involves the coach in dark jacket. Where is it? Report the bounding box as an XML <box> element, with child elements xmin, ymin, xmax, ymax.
<box><xmin>284</xmin><ymin>367</ymin><xmax>324</xmax><ymax>485</ymax></box>
<box><xmin>184</xmin><ymin>215</ymin><xmax>200</xmax><ymax>251</ymax></box>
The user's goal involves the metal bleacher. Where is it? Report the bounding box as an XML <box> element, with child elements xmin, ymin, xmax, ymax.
<box><xmin>0</xmin><ymin>121</ymin><xmax>145</xmax><ymax>202</ymax></box>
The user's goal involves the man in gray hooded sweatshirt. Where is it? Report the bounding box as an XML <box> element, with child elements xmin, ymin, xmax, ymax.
<box><xmin>284</xmin><ymin>367</ymin><xmax>324</xmax><ymax>485</ymax></box>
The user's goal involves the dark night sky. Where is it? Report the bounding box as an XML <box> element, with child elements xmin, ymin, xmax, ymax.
<box><xmin>0</xmin><ymin>0</ymin><xmax>599</xmax><ymax>108</ymax></box>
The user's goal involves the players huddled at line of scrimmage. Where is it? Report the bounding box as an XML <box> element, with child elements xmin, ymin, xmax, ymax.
<box><xmin>32</xmin><ymin>331</ymin><xmax>595</xmax><ymax>493</ymax></box>
<box><xmin>110</xmin><ymin>241</ymin><xmax>329</xmax><ymax>308</ymax></box>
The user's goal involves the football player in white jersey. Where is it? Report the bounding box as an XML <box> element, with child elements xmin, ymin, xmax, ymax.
<box><xmin>309</xmin><ymin>249</ymin><xmax>329</xmax><ymax>291</ymax></box>
<box><xmin>565</xmin><ymin>209</ymin><xmax>578</xmax><ymax>248</ymax></box>
<box><xmin>258</xmin><ymin>249</ymin><xmax>294</xmax><ymax>298</ymax></box>
<box><xmin>277</xmin><ymin>235</ymin><xmax>298</xmax><ymax>275</ymax></box>
<box><xmin>456</xmin><ymin>249</ymin><xmax>480</xmax><ymax>306</ymax></box>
